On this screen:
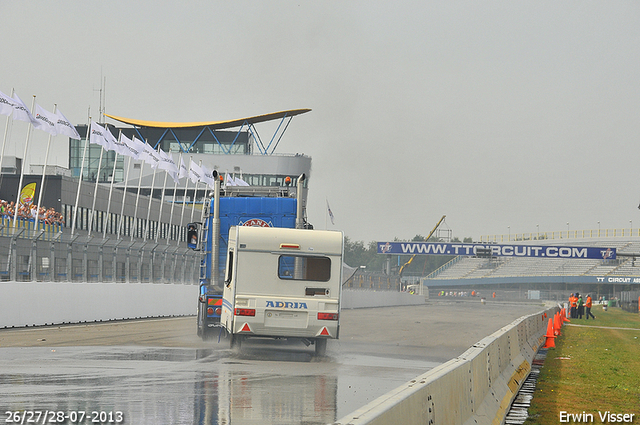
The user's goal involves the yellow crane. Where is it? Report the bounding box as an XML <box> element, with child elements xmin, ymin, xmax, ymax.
<box><xmin>398</xmin><ymin>215</ymin><xmax>446</xmax><ymax>277</ymax></box>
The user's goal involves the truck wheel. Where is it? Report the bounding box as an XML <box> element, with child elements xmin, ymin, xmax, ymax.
<box><xmin>230</xmin><ymin>334</ymin><xmax>242</xmax><ymax>351</ymax></box>
<box><xmin>315</xmin><ymin>338</ymin><xmax>327</xmax><ymax>356</ymax></box>
<box><xmin>201</xmin><ymin>328</ymin><xmax>212</xmax><ymax>341</ymax></box>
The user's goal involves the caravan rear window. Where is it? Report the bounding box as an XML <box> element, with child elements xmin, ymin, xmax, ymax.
<box><xmin>278</xmin><ymin>255</ymin><xmax>331</xmax><ymax>282</ymax></box>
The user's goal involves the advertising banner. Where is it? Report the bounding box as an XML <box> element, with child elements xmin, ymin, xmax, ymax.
<box><xmin>377</xmin><ymin>241</ymin><xmax>616</xmax><ymax>260</ymax></box>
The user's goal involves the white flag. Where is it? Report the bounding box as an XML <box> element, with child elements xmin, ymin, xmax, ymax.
<box><xmin>110</xmin><ymin>131</ymin><xmax>128</xmax><ymax>156</ymax></box>
<box><xmin>189</xmin><ymin>159</ymin><xmax>203</xmax><ymax>184</ymax></box>
<box><xmin>158</xmin><ymin>149</ymin><xmax>179</xmax><ymax>182</ymax></box>
<box><xmin>178</xmin><ymin>156</ymin><xmax>189</xmax><ymax>180</ymax></box>
<box><xmin>201</xmin><ymin>163</ymin><xmax>216</xmax><ymax>188</ymax></box>
<box><xmin>33</xmin><ymin>104</ymin><xmax>58</xmax><ymax>136</ymax></box>
<box><xmin>55</xmin><ymin>108</ymin><xmax>81</xmax><ymax>139</ymax></box>
<box><xmin>327</xmin><ymin>200</ymin><xmax>335</xmax><ymax>225</ymax></box>
<box><xmin>89</xmin><ymin>121</ymin><xmax>115</xmax><ymax>150</ymax></box>
<box><xmin>11</xmin><ymin>93</ymin><xmax>36</xmax><ymax>124</ymax></box>
<box><xmin>225</xmin><ymin>172</ymin><xmax>236</xmax><ymax>187</ymax></box>
<box><xmin>141</xmin><ymin>143</ymin><xmax>161</xmax><ymax>169</ymax></box>
<box><xmin>120</xmin><ymin>134</ymin><xmax>144</xmax><ymax>160</ymax></box>
<box><xmin>0</xmin><ymin>90</ymin><xmax>15</xmax><ymax>117</ymax></box>
<box><xmin>235</xmin><ymin>176</ymin><xmax>250</xmax><ymax>186</ymax></box>
<box><xmin>103</xmin><ymin>125</ymin><xmax>120</xmax><ymax>154</ymax></box>
<box><xmin>134</xmin><ymin>138</ymin><xmax>153</xmax><ymax>164</ymax></box>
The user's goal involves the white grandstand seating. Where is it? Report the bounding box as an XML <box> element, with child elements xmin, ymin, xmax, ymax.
<box><xmin>434</xmin><ymin>257</ymin><xmax>486</xmax><ymax>279</ymax></box>
<box><xmin>612</xmin><ymin>259</ymin><xmax>638</xmax><ymax>276</ymax></box>
<box><xmin>427</xmin><ymin>238</ymin><xmax>640</xmax><ymax>280</ymax></box>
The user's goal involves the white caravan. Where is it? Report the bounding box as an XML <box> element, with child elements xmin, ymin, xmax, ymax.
<box><xmin>220</xmin><ymin>225</ymin><xmax>344</xmax><ymax>355</ymax></box>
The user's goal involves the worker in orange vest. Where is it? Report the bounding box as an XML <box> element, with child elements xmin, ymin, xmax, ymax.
<box><xmin>585</xmin><ymin>294</ymin><xmax>595</xmax><ymax>320</ymax></box>
<box><xmin>570</xmin><ymin>293</ymin><xmax>578</xmax><ymax>319</ymax></box>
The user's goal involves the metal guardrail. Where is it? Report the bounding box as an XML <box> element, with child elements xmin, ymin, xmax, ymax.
<box><xmin>343</xmin><ymin>272</ymin><xmax>400</xmax><ymax>291</ymax></box>
<box><xmin>620</xmin><ymin>290</ymin><xmax>640</xmax><ymax>313</ymax></box>
<box><xmin>0</xmin><ymin>226</ymin><xmax>199</xmax><ymax>284</ymax></box>
<box><xmin>0</xmin><ymin>217</ymin><xmax>63</xmax><ymax>240</ymax></box>
<box><xmin>480</xmin><ymin>228</ymin><xmax>640</xmax><ymax>242</ymax></box>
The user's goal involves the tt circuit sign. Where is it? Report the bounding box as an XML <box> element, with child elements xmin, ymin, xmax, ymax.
<box><xmin>377</xmin><ymin>242</ymin><xmax>616</xmax><ymax>260</ymax></box>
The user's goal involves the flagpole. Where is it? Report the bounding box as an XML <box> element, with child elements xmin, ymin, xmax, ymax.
<box><xmin>198</xmin><ymin>174</ymin><xmax>209</xmax><ymax>231</ymax></box>
<box><xmin>131</xmin><ymin>157</ymin><xmax>145</xmax><ymax>241</ymax></box>
<box><xmin>190</xmin><ymin>160</ymin><xmax>202</xmax><ymax>224</ymax></box>
<box><xmin>167</xmin><ymin>152</ymin><xmax>182</xmax><ymax>242</ymax></box>
<box><xmin>87</xmin><ymin>143</ymin><xmax>105</xmax><ymax>237</ymax></box>
<box><xmin>103</xmin><ymin>129</ymin><xmax>121</xmax><ymax>239</ymax></box>
<box><xmin>116</xmin><ymin>155</ymin><xmax>132</xmax><ymax>239</ymax></box>
<box><xmin>178</xmin><ymin>156</ymin><xmax>192</xmax><ymax>245</ymax></box>
<box><xmin>71</xmin><ymin>115</ymin><xmax>91</xmax><ymax>236</ymax></box>
<box><xmin>154</xmin><ymin>163</ymin><xmax>169</xmax><ymax>243</ymax></box>
<box><xmin>0</xmin><ymin>89</ymin><xmax>15</xmax><ymax>193</ymax></box>
<box><xmin>13</xmin><ymin>95</ymin><xmax>37</xmax><ymax>227</ymax></box>
<box><xmin>190</xmin><ymin>181</ymin><xmax>199</xmax><ymax>224</ymax></box>
<box><xmin>34</xmin><ymin>104</ymin><xmax>57</xmax><ymax>230</ymax></box>
<box><xmin>143</xmin><ymin>162</ymin><xmax>158</xmax><ymax>242</ymax></box>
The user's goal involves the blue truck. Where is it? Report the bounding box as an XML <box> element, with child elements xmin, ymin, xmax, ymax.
<box><xmin>192</xmin><ymin>175</ymin><xmax>309</xmax><ymax>341</ymax></box>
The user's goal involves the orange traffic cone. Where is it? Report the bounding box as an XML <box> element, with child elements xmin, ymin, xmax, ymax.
<box><xmin>561</xmin><ymin>308</ymin><xmax>570</xmax><ymax>323</ymax></box>
<box><xmin>554</xmin><ymin>312</ymin><xmax>562</xmax><ymax>336</ymax></box>
<box><xmin>543</xmin><ymin>318</ymin><xmax>556</xmax><ymax>348</ymax></box>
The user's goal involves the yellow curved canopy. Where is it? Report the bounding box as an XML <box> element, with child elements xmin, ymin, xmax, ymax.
<box><xmin>104</xmin><ymin>109</ymin><xmax>311</xmax><ymax>129</ymax></box>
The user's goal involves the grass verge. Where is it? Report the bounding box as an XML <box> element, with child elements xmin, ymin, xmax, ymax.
<box><xmin>524</xmin><ymin>305</ymin><xmax>640</xmax><ymax>424</ymax></box>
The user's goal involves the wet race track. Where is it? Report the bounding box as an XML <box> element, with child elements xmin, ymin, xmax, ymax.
<box><xmin>0</xmin><ymin>300</ymin><xmax>547</xmax><ymax>425</ymax></box>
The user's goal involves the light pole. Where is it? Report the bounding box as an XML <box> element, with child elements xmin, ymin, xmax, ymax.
<box><xmin>566</xmin><ymin>222</ymin><xmax>569</xmax><ymax>238</ymax></box>
<box><xmin>536</xmin><ymin>224</ymin><xmax>539</xmax><ymax>240</ymax></box>
<box><xmin>630</xmin><ymin>220</ymin><xmax>633</xmax><ymax>236</ymax></box>
<box><xmin>508</xmin><ymin>226</ymin><xmax>510</xmax><ymax>241</ymax></box>
<box><xmin>598</xmin><ymin>221</ymin><xmax>600</xmax><ymax>237</ymax></box>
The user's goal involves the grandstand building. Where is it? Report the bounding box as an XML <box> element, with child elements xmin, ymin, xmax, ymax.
<box><xmin>0</xmin><ymin>109</ymin><xmax>312</xmax><ymax>241</ymax></box>
<box><xmin>423</xmin><ymin>237</ymin><xmax>640</xmax><ymax>302</ymax></box>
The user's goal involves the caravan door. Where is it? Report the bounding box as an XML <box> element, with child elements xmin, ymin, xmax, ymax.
<box><xmin>220</xmin><ymin>227</ymin><xmax>239</xmax><ymax>335</ymax></box>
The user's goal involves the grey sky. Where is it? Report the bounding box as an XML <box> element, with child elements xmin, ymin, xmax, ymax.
<box><xmin>2</xmin><ymin>1</ymin><xmax>639</xmax><ymax>243</ymax></box>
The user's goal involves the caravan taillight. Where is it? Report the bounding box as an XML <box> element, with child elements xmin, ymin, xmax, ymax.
<box><xmin>235</xmin><ymin>308</ymin><xmax>256</xmax><ymax>317</ymax></box>
<box><xmin>317</xmin><ymin>312</ymin><xmax>339</xmax><ymax>321</ymax></box>
<box><xmin>280</xmin><ymin>243</ymin><xmax>300</xmax><ymax>249</ymax></box>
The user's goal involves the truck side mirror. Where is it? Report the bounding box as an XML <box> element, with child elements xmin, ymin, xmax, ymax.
<box><xmin>187</xmin><ymin>223</ymin><xmax>199</xmax><ymax>250</ymax></box>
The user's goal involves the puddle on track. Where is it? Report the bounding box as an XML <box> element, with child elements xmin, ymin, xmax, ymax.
<box><xmin>0</xmin><ymin>344</ymin><xmax>439</xmax><ymax>424</ymax></box>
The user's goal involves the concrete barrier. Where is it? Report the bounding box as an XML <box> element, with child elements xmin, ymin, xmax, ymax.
<box><xmin>0</xmin><ymin>282</ymin><xmax>198</xmax><ymax>328</ymax></box>
<box><xmin>334</xmin><ymin>305</ymin><xmax>556</xmax><ymax>425</ymax></box>
<box><xmin>0</xmin><ymin>284</ymin><xmax>417</xmax><ymax>328</ymax></box>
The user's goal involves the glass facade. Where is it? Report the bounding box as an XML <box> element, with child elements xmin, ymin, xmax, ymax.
<box><xmin>70</xmin><ymin>124</ymin><xmax>251</xmax><ymax>183</ymax></box>
<box><xmin>69</xmin><ymin>137</ymin><xmax>124</xmax><ymax>182</ymax></box>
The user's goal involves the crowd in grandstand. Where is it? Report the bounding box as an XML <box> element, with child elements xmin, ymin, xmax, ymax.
<box><xmin>0</xmin><ymin>199</ymin><xmax>64</xmax><ymax>225</ymax></box>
